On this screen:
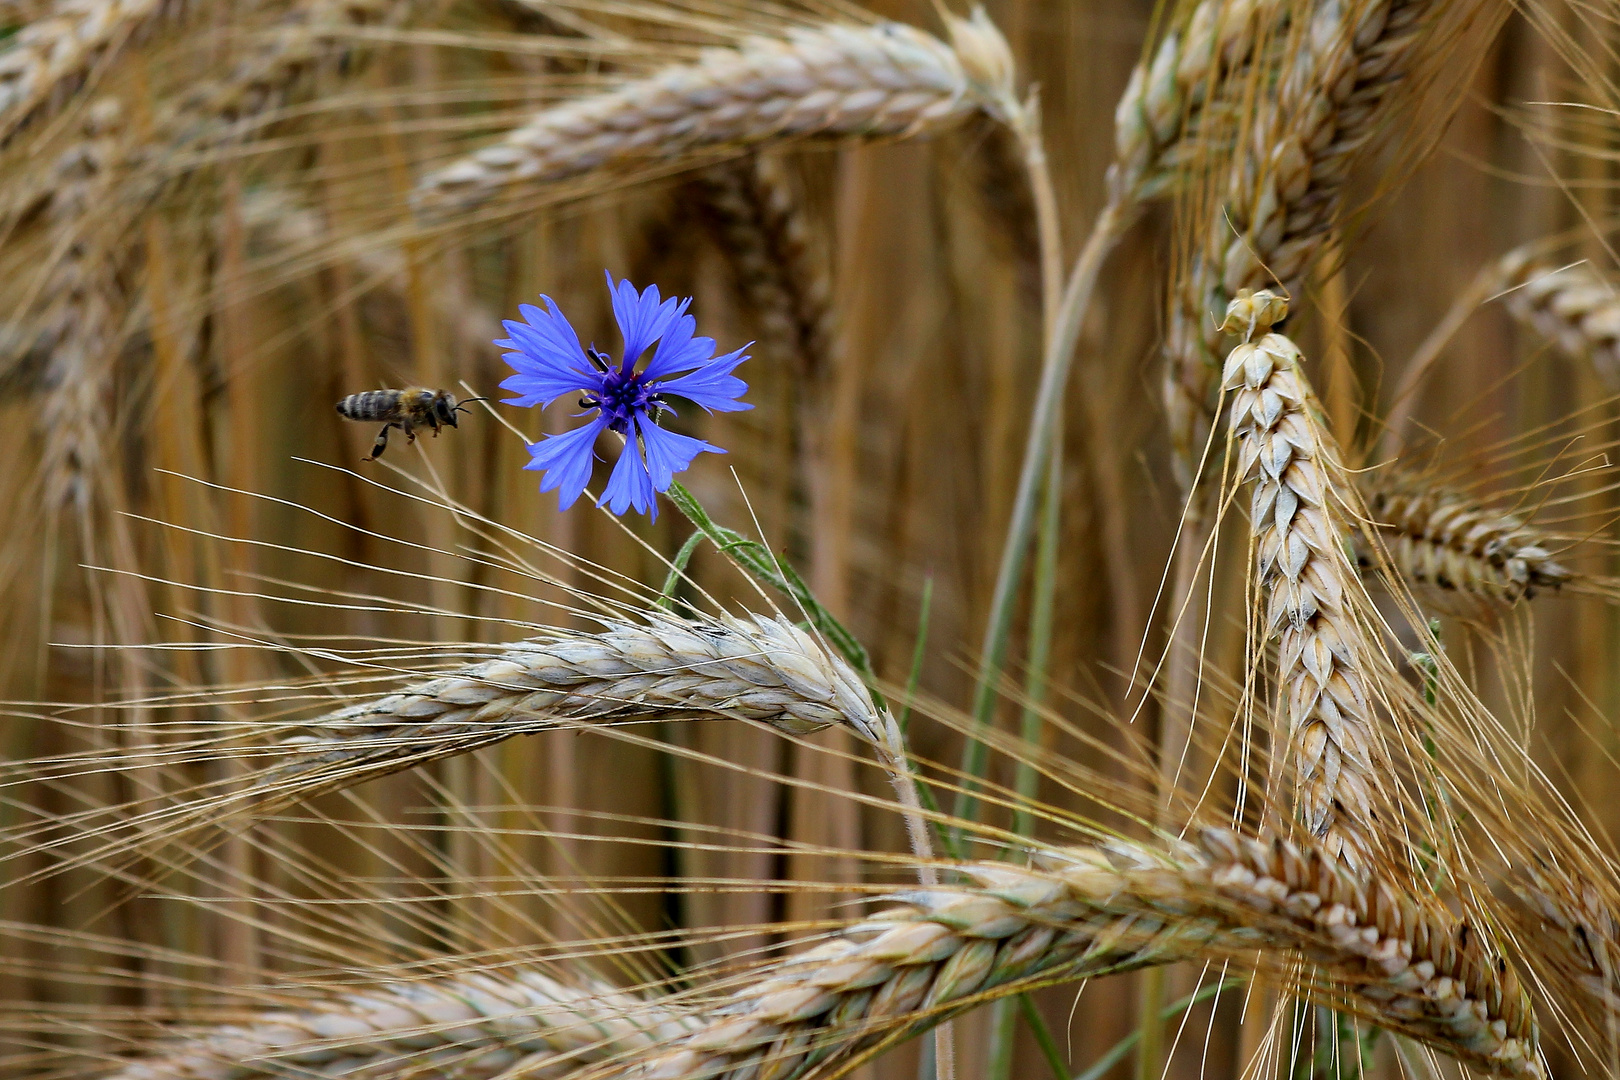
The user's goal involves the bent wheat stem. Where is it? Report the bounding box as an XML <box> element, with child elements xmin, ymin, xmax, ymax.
<box><xmin>954</xmin><ymin>199</ymin><xmax>1127</xmax><ymax>830</ymax></box>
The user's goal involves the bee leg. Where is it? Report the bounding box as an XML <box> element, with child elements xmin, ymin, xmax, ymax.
<box><xmin>403</xmin><ymin>420</ymin><xmax>417</xmax><ymax>445</ymax></box>
<box><xmin>363</xmin><ymin>425</ymin><xmax>390</xmax><ymax>461</ymax></box>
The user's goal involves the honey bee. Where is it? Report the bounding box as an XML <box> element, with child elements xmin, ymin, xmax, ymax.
<box><xmin>335</xmin><ymin>388</ymin><xmax>486</xmax><ymax>461</ymax></box>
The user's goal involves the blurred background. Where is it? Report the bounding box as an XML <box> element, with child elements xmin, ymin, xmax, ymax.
<box><xmin>1</xmin><ymin>1</ymin><xmax>1616</xmax><ymax>1077</ymax></box>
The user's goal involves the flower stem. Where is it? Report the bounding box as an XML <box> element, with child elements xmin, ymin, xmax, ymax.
<box><xmin>666</xmin><ymin>481</ymin><xmax>874</xmax><ymax>693</ymax></box>
<box><xmin>665</xmin><ymin>480</ymin><xmax>953</xmax><ymax>1077</ymax></box>
<box><xmin>665</xmin><ymin>483</ymin><xmax>937</xmax><ymax>848</ymax></box>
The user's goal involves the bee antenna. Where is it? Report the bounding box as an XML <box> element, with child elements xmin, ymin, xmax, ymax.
<box><xmin>455</xmin><ymin>397</ymin><xmax>490</xmax><ymax>413</ymax></box>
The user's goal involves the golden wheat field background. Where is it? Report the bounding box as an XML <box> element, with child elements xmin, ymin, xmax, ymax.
<box><xmin>6</xmin><ymin>1</ymin><xmax>1620</xmax><ymax>1079</ymax></box>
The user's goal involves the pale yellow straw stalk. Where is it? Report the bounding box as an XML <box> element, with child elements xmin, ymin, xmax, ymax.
<box><xmin>111</xmin><ymin>971</ymin><xmax>701</xmax><ymax>1080</ymax></box>
<box><xmin>413</xmin><ymin>14</ymin><xmax>1017</xmax><ymax>218</ymax></box>
<box><xmin>1359</xmin><ymin>474</ymin><xmax>1573</xmax><ymax>603</ymax></box>
<box><xmin>624</xmin><ymin>826</ymin><xmax>1540</xmax><ymax>1080</ymax></box>
<box><xmin>1221</xmin><ymin>289</ymin><xmax>1388</xmax><ymax>870</ymax></box>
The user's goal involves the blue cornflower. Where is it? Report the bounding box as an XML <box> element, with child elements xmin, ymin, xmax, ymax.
<box><xmin>498</xmin><ymin>274</ymin><xmax>751</xmax><ymax>520</ymax></box>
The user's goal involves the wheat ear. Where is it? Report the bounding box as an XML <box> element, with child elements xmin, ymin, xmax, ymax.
<box><xmin>93</xmin><ymin>829</ymin><xmax>1541</xmax><ymax>1079</ymax></box>
<box><xmin>1358</xmin><ymin>473</ymin><xmax>1573</xmax><ymax>603</ymax></box>
<box><xmin>4</xmin><ymin>1</ymin><xmax>418</xmax><ymax>241</ymax></box>
<box><xmin>1221</xmin><ymin>290</ymin><xmax>1389</xmax><ymax>870</ymax></box>
<box><xmin>0</xmin><ymin>0</ymin><xmax>184</xmax><ymax>146</ymax></box>
<box><xmin>1501</xmin><ymin>256</ymin><xmax>1620</xmax><ymax>389</ymax></box>
<box><xmin>1513</xmin><ymin>858</ymin><xmax>1620</xmax><ymax>1044</ymax></box>
<box><xmin>623</xmin><ymin>826</ymin><xmax>1539</xmax><ymax>1080</ymax></box>
<box><xmin>1167</xmin><ymin>0</ymin><xmax>1440</xmax><ymax>488</ymax></box>
<box><xmin>110</xmin><ymin>971</ymin><xmax>701</xmax><ymax>1080</ymax></box>
<box><xmin>1108</xmin><ymin>0</ymin><xmax>1287</xmax><ymax>207</ymax></box>
<box><xmin>259</xmin><ymin>611</ymin><xmax>883</xmax><ymax>799</ymax></box>
<box><xmin>413</xmin><ymin>15</ymin><xmax>1016</xmax><ymax>218</ymax></box>
<box><xmin>158</xmin><ymin>0</ymin><xmax>415</xmax><ymax>144</ymax></box>
<box><xmin>694</xmin><ymin>153</ymin><xmax>834</xmax><ymax>382</ymax></box>
<box><xmin>33</xmin><ymin>96</ymin><xmax>126</xmax><ymax>513</ymax></box>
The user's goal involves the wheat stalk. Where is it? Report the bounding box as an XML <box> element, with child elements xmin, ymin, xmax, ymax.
<box><xmin>1166</xmin><ymin>0</ymin><xmax>1443</xmax><ymax>488</ymax></box>
<box><xmin>619</xmin><ymin>826</ymin><xmax>1540</xmax><ymax>1080</ymax></box>
<box><xmin>1220</xmin><ymin>290</ymin><xmax>1392</xmax><ymax>870</ymax></box>
<box><xmin>412</xmin><ymin>15</ymin><xmax>1017</xmax><ymax>219</ymax></box>
<box><xmin>110</xmin><ymin>971</ymin><xmax>701</xmax><ymax>1080</ymax></box>
<box><xmin>1358</xmin><ymin>472</ymin><xmax>1574</xmax><ymax>603</ymax></box>
<box><xmin>1513</xmin><ymin>858</ymin><xmax>1620</xmax><ymax>1045</ymax></box>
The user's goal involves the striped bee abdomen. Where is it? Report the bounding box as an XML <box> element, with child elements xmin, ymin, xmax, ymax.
<box><xmin>335</xmin><ymin>389</ymin><xmax>405</xmax><ymax>422</ymax></box>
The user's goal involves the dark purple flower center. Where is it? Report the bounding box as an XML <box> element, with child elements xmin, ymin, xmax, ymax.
<box><xmin>580</xmin><ymin>348</ymin><xmax>664</xmax><ymax>433</ymax></box>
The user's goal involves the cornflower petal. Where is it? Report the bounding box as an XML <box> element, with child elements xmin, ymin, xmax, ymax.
<box><xmin>499</xmin><ymin>364</ymin><xmax>603</xmax><ymax>410</ymax></box>
<box><xmin>607</xmin><ymin>272</ymin><xmax>685</xmax><ymax>373</ymax></box>
<box><xmin>636</xmin><ymin>414</ymin><xmax>722</xmax><ymax>491</ymax></box>
<box><xmin>522</xmin><ymin>416</ymin><xmax>607</xmax><ymax>510</ymax></box>
<box><xmin>640</xmin><ymin>312</ymin><xmax>717</xmax><ymax>381</ymax></box>
<box><xmin>657</xmin><ymin>346</ymin><xmax>753</xmax><ymax>413</ymax></box>
<box><xmin>497</xmin><ymin>299</ymin><xmax>602</xmax><ymax>408</ymax></box>
<box><xmin>599</xmin><ymin>438</ymin><xmax>657</xmax><ymax>519</ymax></box>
